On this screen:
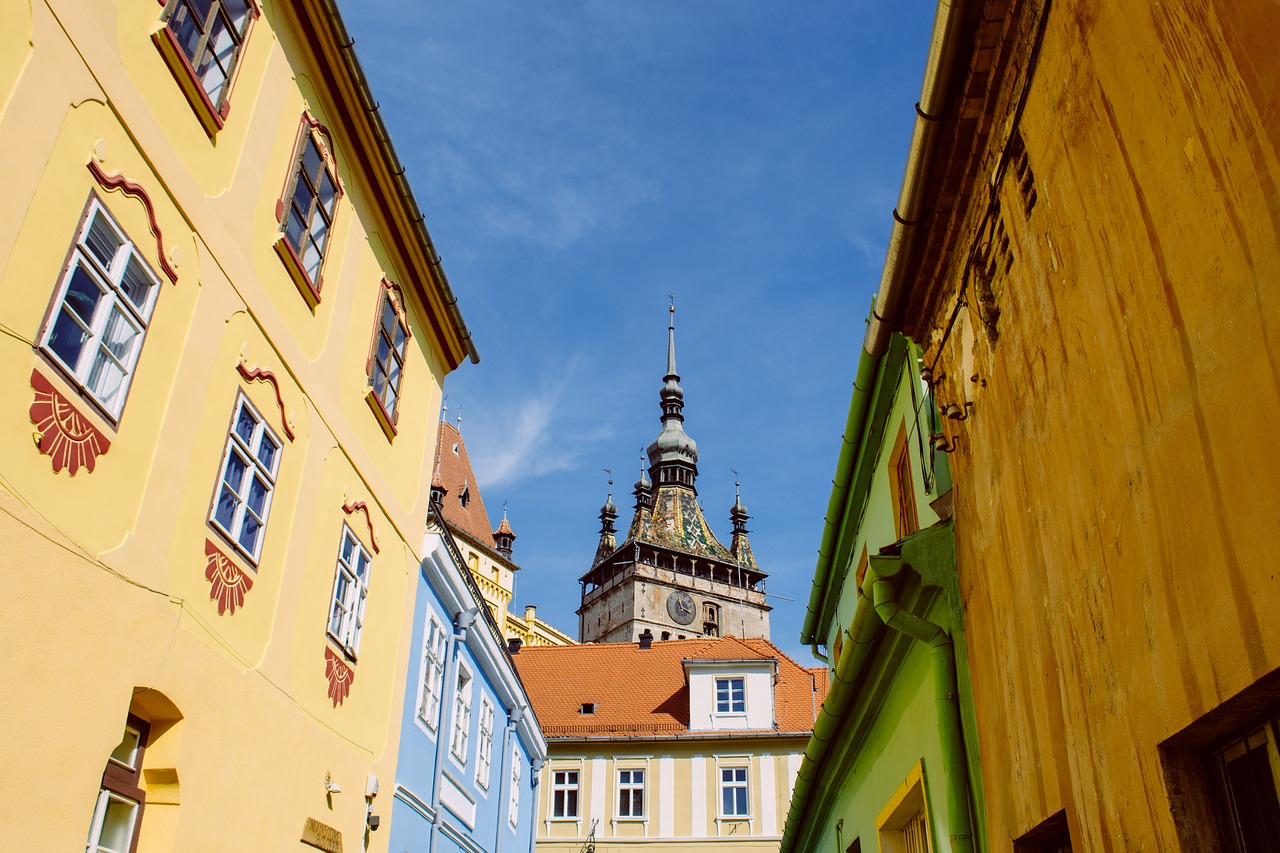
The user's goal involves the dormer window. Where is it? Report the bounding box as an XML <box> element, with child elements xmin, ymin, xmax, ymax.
<box><xmin>459</xmin><ymin>482</ymin><xmax>471</xmax><ymax>508</ymax></box>
<box><xmin>579</xmin><ymin>702</ymin><xmax>597</xmax><ymax>715</ymax></box>
<box><xmin>715</xmin><ymin>677</ymin><xmax>745</xmax><ymax>714</ymax></box>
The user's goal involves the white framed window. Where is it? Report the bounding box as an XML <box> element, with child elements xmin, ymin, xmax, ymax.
<box><xmin>41</xmin><ymin>198</ymin><xmax>161</xmax><ymax>420</ymax></box>
<box><xmin>417</xmin><ymin>617</ymin><xmax>447</xmax><ymax>731</ymax></box>
<box><xmin>87</xmin><ymin>716</ymin><xmax>149</xmax><ymax>853</ymax></box>
<box><xmin>327</xmin><ymin>525</ymin><xmax>371</xmax><ymax>657</ymax></box>
<box><xmin>450</xmin><ymin>665</ymin><xmax>473</xmax><ymax>764</ymax></box>
<box><xmin>552</xmin><ymin>769</ymin><xmax>579</xmax><ymax>818</ymax></box>
<box><xmin>720</xmin><ymin>766</ymin><xmax>749</xmax><ymax>818</ymax></box>
<box><xmin>476</xmin><ymin>698</ymin><xmax>495</xmax><ymax>790</ymax></box>
<box><xmin>618</xmin><ymin>768</ymin><xmax>645</xmax><ymax>818</ymax></box>
<box><xmin>508</xmin><ymin>745</ymin><xmax>521</xmax><ymax>826</ymax></box>
<box><xmin>209</xmin><ymin>392</ymin><xmax>281</xmax><ymax>563</ymax></box>
<box><xmin>716</xmin><ymin>677</ymin><xmax>745</xmax><ymax>714</ymax></box>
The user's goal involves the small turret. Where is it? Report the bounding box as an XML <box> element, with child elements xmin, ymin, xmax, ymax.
<box><xmin>593</xmin><ymin>477</ymin><xmax>618</xmax><ymax>565</ymax></box>
<box><xmin>494</xmin><ymin>502</ymin><xmax>516</xmax><ymax>558</ymax></box>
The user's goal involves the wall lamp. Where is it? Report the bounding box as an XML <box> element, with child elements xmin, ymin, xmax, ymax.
<box><xmin>930</xmin><ymin>433</ymin><xmax>959</xmax><ymax>453</ymax></box>
<box><xmin>324</xmin><ymin>771</ymin><xmax>341</xmax><ymax>794</ymax></box>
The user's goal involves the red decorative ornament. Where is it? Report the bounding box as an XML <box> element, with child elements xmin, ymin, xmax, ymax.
<box><xmin>29</xmin><ymin>370</ymin><xmax>111</xmax><ymax>475</ymax></box>
<box><xmin>236</xmin><ymin>360</ymin><xmax>296</xmax><ymax>440</ymax></box>
<box><xmin>342</xmin><ymin>500</ymin><xmax>381</xmax><ymax>553</ymax></box>
<box><xmin>325</xmin><ymin>647</ymin><xmax>355</xmax><ymax>707</ymax></box>
<box><xmin>204</xmin><ymin>539</ymin><xmax>253</xmax><ymax>615</ymax></box>
<box><xmin>87</xmin><ymin>159</ymin><xmax>179</xmax><ymax>284</ymax></box>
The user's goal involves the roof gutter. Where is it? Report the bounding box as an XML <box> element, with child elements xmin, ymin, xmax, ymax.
<box><xmin>800</xmin><ymin>0</ymin><xmax>968</xmax><ymax>649</ymax></box>
<box><xmin>312</xmin><ymin>0</ymin><xmax>480</xmax><ymax>366</ymax></box>
<box><xmin>864</xmin><ymin>0</ymin><xmax>968</xmax><ymax>359</ymax></box>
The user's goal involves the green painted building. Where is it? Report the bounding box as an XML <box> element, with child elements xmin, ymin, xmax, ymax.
<box><xmin>781</xmin><ymin>330</ymin><xmax>986</xmax><ymax>853</ymax></box>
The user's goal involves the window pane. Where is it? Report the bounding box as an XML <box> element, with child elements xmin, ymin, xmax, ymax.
<box><xmin>246</xmin><ymin>475</ymin><xmax>268</xmax><ymax>516</ymax></box>
<box><xmin>256</xmin><ymin>435</ymin><xmax>277</xmax><ymax>472</ymax></box>
<box><xmin>100</xmin><ymin>307</ymin><xmax>140</xmax><ymax>362</ymax></box>
<box><xmin>301</xmin><ymin>140</ymin><xmax>323</xmax><ymax>184</ymax></box>
<box><xmin>381</xmin><ymin>298</ymin><xmax>397</xmax><ymax>335</ymax></box>
<box><xmin>48</xmin><ymin>306</ymin><xmax>91</xmax><ymax>371</ymax></box>
<box><xmin>196</xmin><ymin>55</ymin><xmax>228</xmax><ymax>103</ymax></box>
<box><xmin>215</xmin><ymin>484</ymin><xmax>240</xmax><ymax>529</ymax></box>
<box><xmin>63</xmin><ymin>263</ymin><xmax>104</xmax><ymax>325</ymax></box>
<box><xmin>341</xmin><ymin>533</ymin><xmax>354</xmax><ymax>564</ymax></box>
<box><xmin>285</xmin><ymin>208</ymin><xmax>307</xmax><ymax>251</ymax></box>
<box><xmin>234</xmin><ymin>406</ymin><xmax>256</xmax><ymax>445</ymax></box>
<box><xmin>222</xmin><ymin>448</ymin><xmax>247</xmax><ymax>489</ymax></box>
<box><xmin>393</xmin><ymin>319</ymin><xmax>407</xmax><ymax>350</ymax></box>
<box><xmin>292</xmin><ymin>178</ymin><xmax>316</xmax><ymax>224</ymax></box>
<box><xmin>383</xmin><ymin>382</ymin><xmax>398</xmax><ymax>420</ymax></box>
<box><xmin>318</xmin><ymin>171</ymin><xmax>338</xmax><ymax>217</ymax></box>
<box><xmin>120</xmin><ymin>256</ymin><xmax>156</xmax><ymax>315</ymax></box>
<box><xmin>302</xmin><ymin>239</ymin><xmax>323</xmax><ymax>282</ymax></box>
<box><xmin>237</xmin><ymin>511</ymin><xmax>260</xmax><ymax>553</ymax></box>
<box><xmin>1224</xmin><ymin>736</ymin><xmax>1280</xmax><ymax>851</ymax></box>
<box><xmin>224</xmin><ymin>0</ymin><xmax>252</xmax><ymax>34</ymax></box>
<box><xmin>84</xmin><ymin>213</ymin><xmax>123</xmax><ymax>269</ymax></box>
<box><xmin>95</xmin><ymin>794</ymin><xmax>138</xmax><ymax>853</ymax></box>
<box><xmin>86</xmin><ymin>349</ymin><xmax>126</xmax><ymax>409</ymax></box>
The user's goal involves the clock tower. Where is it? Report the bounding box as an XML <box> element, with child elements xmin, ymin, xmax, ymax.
<box><xmin>577</xmin><ymin>305</ymin><xmax>771</xmax><ymax>644</ymax></box>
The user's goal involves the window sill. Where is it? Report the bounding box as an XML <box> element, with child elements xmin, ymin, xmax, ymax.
<box><xmin>326</xmin><ymin>633</ymin><xmax>359</xmax><ymax>664</ymax></box>
<box><xmin>273</xmin><ymin>234</ymin><xmax>321</xmax><ymax>310</ymax></box>
<box><xmin>207</xmin><ymin>521</ymin><xmax>261</xmax><ymax>569</ymax></box>
<box><xmin>364</xmin><ymin>387</ymin><xmax>398</xmax><ymax>441</ymax></box>
<box><xmin>151</xmin><ymin>25</ymin><xmax>227</xmax><ymax>137</ymax></box>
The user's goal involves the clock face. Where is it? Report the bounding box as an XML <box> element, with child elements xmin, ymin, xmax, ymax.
<box><xmin>666</xmin><ymin>590</ymin><xmax>696</xmax><ymax>625</ymax></box>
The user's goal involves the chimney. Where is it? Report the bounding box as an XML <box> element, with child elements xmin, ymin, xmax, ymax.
<box><xmin>507</xmin><ymin>637</ymin><xmax>523</xmax><ymax>655</ymax></box>
<box><xmin>638</xmin><ymin>629</ymin><xmax>654</xmax><ymax>650</ymax></box>
<box><xmin>524</xmin><ymin>604</ymin><xmax>537</xmax><ymax>623</ymax></box>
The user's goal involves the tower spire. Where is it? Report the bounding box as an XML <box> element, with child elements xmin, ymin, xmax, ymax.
<box><xmin>646</xmin><ymin>299</ymin><xmax>699</xmax><ymax>490</ymax></box>
<box><xmin>594</xmin><ymin>471</ymin><xmax>618</xmax><ymax>565</ymax></box>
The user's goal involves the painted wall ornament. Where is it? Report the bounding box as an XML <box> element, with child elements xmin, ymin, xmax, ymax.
<box><xmin>29</xmin><ymin>370</ymin><xmax>111</xmax><ymax>475</ymax></box>
<box><xmin>325</xmin><ymin>647</ymin><xmax>354</xmax><ymax>707</ymax></box>
<box><xmin>236</xmin><ymin>358</ymin><xmax>296</xmax><ymax>440</ymax></box>
<box><xmin>342</xmin><ymin>499</ymin><xmax>380</xmax><ymax>554</ymax></box>
<box><xmin>87</xmin><ymin>158</ymin><xmax>179</xmax><ymax>283</ymax></box>
<box><xmin>204</xmin><ymin>538</ymin><xmax>253</xmax><ymax>615</ymax></box>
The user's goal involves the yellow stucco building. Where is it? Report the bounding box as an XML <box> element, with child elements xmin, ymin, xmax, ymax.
<box><xmin>0</xmin><ymin>1</ymin><xmax>477</xmax><ymax>850</ymax></box>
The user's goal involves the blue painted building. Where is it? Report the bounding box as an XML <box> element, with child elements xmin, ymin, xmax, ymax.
<box><xmin>389</xmin><ymin>509</ymin><xmax>547</xmax><ymax>853</ymax></box>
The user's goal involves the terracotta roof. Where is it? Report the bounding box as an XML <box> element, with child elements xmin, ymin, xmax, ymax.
<box><xmin>433</xmin><ymin>421</ymin><xmax>496</xmax><ymax>548</ymax></box>
<box><xmin>512</xmin><ymin>636</ymin><xmax>825</xmax><ymax>738</ymax></box>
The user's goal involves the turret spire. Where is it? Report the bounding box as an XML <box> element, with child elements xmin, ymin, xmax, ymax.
<box><xmin>594</xmin><ymin>472</ymin><xmax>618</xmax><ymax>565</ymax></box>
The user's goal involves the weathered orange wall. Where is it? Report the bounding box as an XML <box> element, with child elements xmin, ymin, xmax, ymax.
<box><xmin>920</xmin><ymin>1</ymin><xmax>1280</xmax><ymax>849</ymax></box>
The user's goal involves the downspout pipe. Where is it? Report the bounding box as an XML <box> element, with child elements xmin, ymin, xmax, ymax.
<box><xmin>864</xmin><ymin>0</ymin><xmax>969</xmax><ymax>358</ymax></box>
<box><xmin>428</xmin><ymin>607</ymin><xmax>481</xmax><ymax>853</ymax></box>
<box><xmin>868</xmin><ymin>563</ymin><xmax>975</xmax><ymax>853</ymax></box>
<box><xmin>494</xmin><ymin>706</ymin><xmax>525</xmax><ymax>853</ymax></box>
<box><xmin>528</xmin><ymin>759</ymin><xmax>545</xmax><ymax>853</ymax></box>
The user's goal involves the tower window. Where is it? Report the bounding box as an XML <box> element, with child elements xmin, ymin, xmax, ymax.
<box><xmin>459</xmin><ymin>482</ymin><xmax>471</xmax><ymax>508</ymax></box>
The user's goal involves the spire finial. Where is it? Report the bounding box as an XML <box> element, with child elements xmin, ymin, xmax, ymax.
<box><xmin>603</xmin><ymin>468</ymin><xmax>613</xmax><ymax>501</ymax></box>
<box><xmin>503</xmin><ymin>500</ymin><xmax>508</xmax><ymax>520</ymax></box>
<box><xmin>441</xmin><ymin>395</ymin><xmax>447</xmax><ymax>423</ymax></box>
<box><xmin>666</xmin><ymin>295</ymin><xmax>677</xmax><ymax>380</ymax></box>
<box><xmin>731</xmin><ymin>468</ymin><xmax>740</xmax><ymax>501</ymax></box>
<box><xmin>456</xmin><ymin>404</ymin><xmax>462</xmax><ymax>431</ymax></box>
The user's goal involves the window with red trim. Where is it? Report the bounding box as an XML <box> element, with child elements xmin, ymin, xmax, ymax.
<box><xmin>368</xmin><ymin>284</ymin><xmax>409</xmax><ymax>423</ymax></box>
<box><xmin>281</xmin><ymin>133</ymin><xmax>339</xmax><ymax>292</ymax></box>
<box><xmin>160</xmin><ymin>0</ymin><xmax>254</xmax><ymax>116</ymax></box>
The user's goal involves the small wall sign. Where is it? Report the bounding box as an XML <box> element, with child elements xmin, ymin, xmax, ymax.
<box><xmin>300</xmin><ymin>817</ymin><xmax>343</xmax><ymax>853</ymax></box>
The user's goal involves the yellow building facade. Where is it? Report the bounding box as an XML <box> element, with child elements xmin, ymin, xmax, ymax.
<box><xmin>0</xmin><ymin>1</ymin><xmax>475</xmax><ymax>850</ymax></box>
<box><xmin>861</xmin><ymin>0</ymin><xmax>1280</xmax><ymax>849</ymax></box>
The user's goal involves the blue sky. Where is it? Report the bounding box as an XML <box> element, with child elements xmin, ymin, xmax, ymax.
<box><xmin>339</xmin><ymin>0</ymin><xmax>938</xmax><ymax>663</ymax></box>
